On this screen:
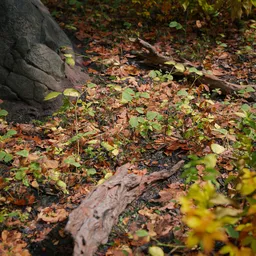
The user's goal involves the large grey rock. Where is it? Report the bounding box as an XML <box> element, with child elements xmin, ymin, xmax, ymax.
<box><xmin>26</xmin><ymin>44</ymin><xmax>64</xmax><ymax>79</ymax></box>
<box><xmin>13</xmin><ymin>59</ymin><xmax>62</xmax><ymax>91</ymax></box>
<box><xmin>7</xmin><ymin>73</ymin><xmax>34</xmax><ymax>100</ymax></box>
<box><xmin>0</xmin><ymin>67</ymin><xmax>9</xmax><ymax>84</ymax></box>
<box><xmin>0</xmin><ymin>0</ymin><xmax>89</xmax><ymax>122</ymax></box>
<box><xmin>0</xmin><ymin>85</ymin><xmax>19</xmax><ymax>100</ymax></box>
<box><xmin>34</xmin><ymin>82</ymin><xmax>49</xmax><ymax>102</ymax></box>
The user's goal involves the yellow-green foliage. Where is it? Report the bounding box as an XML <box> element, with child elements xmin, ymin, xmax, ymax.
<box><xmin>181</xmin><ymin>0</ymin><xmax>256</xmax><ymax>19</ymax></box>
<box><xmin>131</xmin><ymin>0</ymin><xmax>256</xmax><ymax>20</ymax></box>
<box><xmin>180</xmin><ymin>155</ymin><xmax>256</xmax><ymax>254</ymax></box>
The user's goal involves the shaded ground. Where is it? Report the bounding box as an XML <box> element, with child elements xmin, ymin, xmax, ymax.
<box><xmin>0</xmin><ymin>1</ymin><xmax>255</xmax><ymax>256</ymax></box>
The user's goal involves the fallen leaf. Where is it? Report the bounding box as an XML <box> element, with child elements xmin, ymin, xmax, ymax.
<box><xmin>38</xmin><ymin>207</ymin><xmax>68</xmax><ymax>223</ymax></box>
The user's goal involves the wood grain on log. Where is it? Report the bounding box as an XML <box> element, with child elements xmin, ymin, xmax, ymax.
<box><xmin>66</xmin><ymin>160</ymin><xmax>184</xmax><ymax>256</ymax></box>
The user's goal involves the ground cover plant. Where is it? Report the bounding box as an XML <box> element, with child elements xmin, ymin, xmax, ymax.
<box><xmin>0</xmin><ymin>0</ymin><xmax>256</xmax><ymax>255</ymax></box>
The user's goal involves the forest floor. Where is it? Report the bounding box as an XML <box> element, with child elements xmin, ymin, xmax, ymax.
<box><xmin>0</xmin><ymin>1</ymin><xmax>256</xmax><ymax>256</ymax></box>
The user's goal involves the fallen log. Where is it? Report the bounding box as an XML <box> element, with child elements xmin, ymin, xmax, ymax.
<box><xmin>135</xmin><ymin>38</ymin><xmax>256</xmax><ymax>101</ymax></box>
<box><xmin>65</xmin><ymin>160</ymin><xmax>184</xmax><ymax>256</ymax></box>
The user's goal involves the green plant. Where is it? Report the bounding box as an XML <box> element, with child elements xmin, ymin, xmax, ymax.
<box><xmin>129</xmin><ymin>111</ymin><xmax>163</xmax><ymax>138</ymax></box>
<box><xmin>0</xmin><ymin>150</ymin><xmax>13</xmax><ymax>163</ymax></box>
<box><xmin>0</xmin><ymin>109</ymin><xmax>8</xmax><ymax>119</ymax></box>
<box><xmin>169</xmin><ymin>21</ymin><xmax>184</xmax><ymax>30</ymax></box>
<box><xmin>181</xmin><ymin>154</ymin><xmax>219</xmax><ymax>185</ymax></box>
<box><xmin>0</xmin><ymin>210</ymin><xmax>29</xmax><ymax>223</ymax></box>
<box><xmin>45</xmin><ymin>88</ymin><xmax>83</xmax><ymax>155</ymax></box>
<box><xmin>149</xmin><ymin>69</ymin><xmax>174</xmax><ymax>82</ymax></box>
<box><xmin>180</xmin><ymin>100</ymin><xmax>256</xmax><ymax>255</ymax></box>
<box><xmin>121</xmin><ymin>88</ymin><xmax>150</xmax><ymax>104</ymax></box>
<box><xmin>180</xmin><ymin>0</ymin><xmax>256</xmax><ymax>20</ymax></box>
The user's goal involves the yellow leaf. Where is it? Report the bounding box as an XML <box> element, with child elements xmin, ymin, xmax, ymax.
<box><xmin>104</xmin><ymin>173</ymin><xmax>113</xmax><ymax>179</ymax></box>
<box><xmin>186</xmin><ymin>216</ymin><xmax>201</xmax><ymax>228</ymax></box>
<box><xmin>186</xmin><ymin>232</ymin><xmax>199</xmax><ymax>248</ymax></box>
<box><xmin>65</xmin><ymin>56</ymin><xmax>75</xmax><ymax>67</ymax></box>
<box><xmin>210</xmin><ymin>193</ymin><xmax>232</xmax><ymax>205</ymax></box>
<box><xmin>211</xmin><ymin>230</ymin><xmax>227</xmax><ymax>242</ymax></box>
<box><xmin>97</xmin><ymin>178</ymin><xmax>105</xmax><ymax>185</ymax></box>
<box><xmin>101</xmin><ymin>141</ymin><xmax>114</xmax><ymax>151</ymax></box>
<box><xmin>175</xmin><ymin>63</ymin><xmax>185</xmax><ymax>72</ymax></box>
<box><xmin>215</xmin><ymin>207</ymin><xmax>242</xmax><ymax>218</ymax></box>
<box><xmin>63</xmin><ymin>88</ymin><xmax>80</xmax><ymax>97</ymax></box>
<box><xmin>112</xmin><ymin>148</ymin><xmax>119</xmax><ymax>156</ymax></box>
<box><xmin>164</xmin><ymin>60</ymin><xmax>176</xmax><ymax>65</ymax></box>
<box><xmin>202</xmin><ymin>234</ymin><xmax>214</xmax><ymax>252</ymax></box>
<box><xmin>247</xmin><ymin>204</ymin><xmax>256</xmax><ymax>215</ymax></box>
<box><xmin>180</xmin><ymin>197</ymin><xmax>191</xmax><ymax>213</ymax></box>
<box><xmin>211</xmin><ymin>143</ymin><xmax>226</xmax><ymax>154</ymax></box>
<box><xmin>203</xmin><ymin>154</ymin><xmax>217</xmax><ymax>168</ymax></box>
<box><xmin>148</xmin><ymin>246</ymin><xmax>165</xmax><ymax>256</ymax></box>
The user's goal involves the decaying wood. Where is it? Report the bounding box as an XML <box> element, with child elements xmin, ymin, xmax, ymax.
<box><xmin>136</xmin><ymin>38</ymin><xmax>256</xmax><ymax>101</ymax></box>
<box><xmin>65</xmin><ymin>160</ymin><xmax>184</xmax><ymax>256</ymax></box>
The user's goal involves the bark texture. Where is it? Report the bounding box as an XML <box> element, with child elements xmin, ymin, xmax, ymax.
<box><xmin>66</xmin><ymin>161</ymin><xmax>184</xmax><ymax>256</ymax></box>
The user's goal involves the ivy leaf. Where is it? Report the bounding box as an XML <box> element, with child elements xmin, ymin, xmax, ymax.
<box><xmin>152</xmin><ymin>122</ymin><xmax>162</xmax><ymax>130</ymax></box>
<box><xmin>16</xmin><ymin>149</ymin><xmax>29</xmax><ymax>158</ymax></box>
<box><xmin>4</xmin><ymin>153</ymin><xmax>13</xmax><ymax>163</ymax></box>
<box><xmin>149</xmin><ymin>70</ymin><xmax>157</xmax><ymax>78</ymax></box>
<box><xmin>188</xmin><ymin>67</ymin><xmax>203</xmax><ymax>76</ymax></box>
<box><xmin>0</xmin><ymin>151</ymin><xmax>6</xmax><ymax>161</ymax></box>
<box><xmin>177</xmin><ymin>89</ymin><xmax>188</xmax><ymax>96</ymax></box>
<box><xmin>146</xmin><ymin>111</ymin><xmax>158</xmax><ymax>120</ymax></box>
<box><xmin>140</xmin><ymin>92</ymin><xmax>150</xmax><ymax>98</ymax></box>
<box><xmin>169</xmin><ymin>21</ymin><xmax>183</xmax><ymax>30</ymax></box>
<box><xmin>6</xmin><ymin>130</ymin><xmax>17</xmax><ymax>137</ymax></box>
<box><xmin>64</xmin><ymin>157</ymin><xmax>81</xmax><ymax>167</ymax></box>
<box><xmin>121</xmin><ymin>88</ymin><xmax>135</xmax><ymax>103</ymax></box>
<box><xmin>0</xmin><ymin>109</ymin><xmax>8</xmax><ymax>117</ymax></box>
<box><xmin>136</xmin><ymin>107</ymin><xmax>144</xmax><ymax>114</ymax></box>
<box><xmin>136</xmin><ymin>229</ymin><xmax>148</xmax><ymax>237</ymax></box>
<box><xmin>129</xmin><ymin>116</ymin><xmax>139</xmax><ymax>128</ymax></box>
<box><xmin>15</xmin><ymin>170</ymin><xmax>26</xmax><ymax>180</ymax></box>
<box><xmin>86</xmin><ymin>168</ymin><xmax>97</xmax><ymax>176</ymax></box>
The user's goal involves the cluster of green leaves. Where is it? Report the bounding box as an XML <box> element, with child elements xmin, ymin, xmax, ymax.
<box><xmin>129</xmin><ymin>111</ymin><xmax>163</xmax><ymax>138</ymax></box>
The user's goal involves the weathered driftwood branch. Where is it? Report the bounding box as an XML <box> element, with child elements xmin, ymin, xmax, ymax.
<box><xmin>136</xmin><ymin>38</ymin><xmax>256</xmax><ymax>101</ymax></box>
<box><xmin>65</xmin><ymin>160</ymin><xmax>184</xmax><ymax>256</ymax></box>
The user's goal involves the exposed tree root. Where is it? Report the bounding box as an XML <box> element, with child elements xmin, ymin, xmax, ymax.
<box><xmin>65</xmin><ymin>160</ymin><xmax>184</xmax><ymax>256</ymax></box>
<box><xmin>135</xmin><ymin>38</ymin><xmax>256</xmax><ymax>101</ymax></box>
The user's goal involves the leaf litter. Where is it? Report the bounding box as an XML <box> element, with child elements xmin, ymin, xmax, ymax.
<box><xmin>0</xmin><ymin>1</ymin><xmax>256</xmax><ymax>255</ymax></box>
